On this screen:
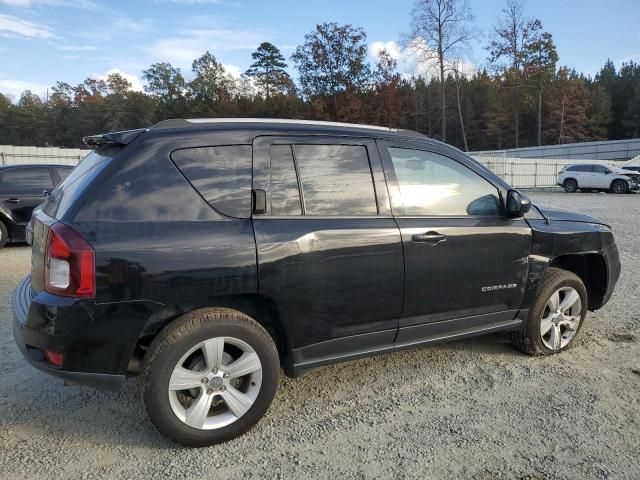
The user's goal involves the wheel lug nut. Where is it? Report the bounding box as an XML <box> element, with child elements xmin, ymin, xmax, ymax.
<box><xmin>207</xmin><ymin>388</ymin><xmax>214</xmax><ymax>394</ymax></box>
<box><xmin>202</xmin><ymin>377</ymin><xmax>209</xmax><ymax>384</ymax></box>
<box><xmin>223</xmin><ymin>372</ymin><xmax>229</xmax><ymax>378</ymax></box>
<box><xmin>220</xmin><ymin>385</ymin><xmax>226</xmax><ymax>391</ymax></box>
<box><xmin>212</xmin><ymin>368</ymin><xmax>218</xmax><ymax>374</ymax></box>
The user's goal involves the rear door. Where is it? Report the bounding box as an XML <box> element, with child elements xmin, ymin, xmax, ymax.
<box><xmin>252</xmin><ymin>136</ymin><xmax>404</xmax><ymax>368</ymax></box>
<box><xmin>377</xmin><ymin>140</ymin><xmax>532</xmax><ymax>344</ymax></box>
<box><xmin>0</xmin><ymin>166</ymin><xmax>54</xmax><ymax>235</ymax></box>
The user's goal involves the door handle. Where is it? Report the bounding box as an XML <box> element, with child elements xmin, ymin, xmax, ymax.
<box><xmin>411</xmin><ymin>231</ymin><xmax>447</xmax><ymax>244</ymax></box>
<box><xmin>43</xmin><ymin>190</ymin><xmax>51</xmax><ymax>197</ymax></box>
<box><xmin>6</xmin><ymin>198</ymin><xmax>20</xmax><ymax>204</ymax></box>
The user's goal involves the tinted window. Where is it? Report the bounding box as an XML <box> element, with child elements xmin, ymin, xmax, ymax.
<box><xmin>43</xmin><ymin>146</ymin><xmax>120</xmax><ymax>218</ymax></box>
<box><xmin>171</xmin><ymin>145</ymin><xmax>252</xmax><ymax>218</ymax></box>
<box><xmin>592</xmin><ymin>165</ymin><xmax>609</xmax><ymax>174</ymax></box>
<box><xmin>270</xmin><ymin>145</ymin><xmax>302</xmax><ymax>215</ymax></box>
<box><xmin>0</xmin><ymin>167</ymin><xmax>53</xmax><ymax>192</ymax></box>
<box><xmin>566</xmin><ymin>166</ymin><xmax>579</xmax><ymax>172</ymax></box>
<box><xmin>294</xmin><ymin>144</ymin><xmax>377</xmax><ymax>216</ymax></box>
<box><xmin>388</xmin><ymin>148</ymin><xmax>500</xmax><ymax>216</ymax></box>
<box><xmin>56</xmin><ymin>167</ymin><xmax>73</xmax><ymax>182</ymax></box>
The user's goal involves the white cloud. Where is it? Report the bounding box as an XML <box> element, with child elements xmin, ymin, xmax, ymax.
<box><xmin>223</xmin><ymin>63</ymin><xmax>242</xmax><ymax>79</ymax></box>
<box><xmin>0</xmin><ymin>79</ymin><xmax>48</xmax><ymax>97</ymax></box>
<box><xmin>95</xmin><ymin>68</ymin><xmax>145</xmax><ymax>92</ymax></box>
<box><xmin>144</xmin><ymin>29</ymin><xmax>263</xmax><ymax>70</ymax></box>
<box><xmin>0</xmin><ymin>14</ymin><xmax>55</xmax><ymax>39</ymax></box>
<box><xmin>369</xmin><ymin>39</ymin><xmax>476</xmax><ymax>80</ymax></box>
<box><xmin>56</xmin><ymin>44</ymin><xmax>98</xmax><ymax>51</ymax></box>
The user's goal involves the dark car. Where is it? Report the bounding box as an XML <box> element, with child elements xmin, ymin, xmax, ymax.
<box><xmin>0</xmin><ymin>164</ymin><xmax>73</xmax><ymax>248</ymax></box>
<box><xmin>13</xmin><ymin>119</ymin><xmax>620</xmax><ymax>447</ymax></box>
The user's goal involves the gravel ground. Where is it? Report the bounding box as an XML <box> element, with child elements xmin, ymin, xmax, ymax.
<box><xmin>0</xmin><ymin>192</ymin><xmax>639</xmax><ymax>479</ymax></box>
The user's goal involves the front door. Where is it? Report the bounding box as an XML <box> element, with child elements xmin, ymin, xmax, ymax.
<box><xmin>252</xmin><ymin>136</ymin><xmax>404</xmax><ymax>370</ymax></box>
<box><xmin>377</xmin><ymin>141</ymin><xmax>532</xmax><ymax>344</ymax></box>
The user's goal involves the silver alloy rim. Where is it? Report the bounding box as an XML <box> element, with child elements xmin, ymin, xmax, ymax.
<box><xmin>540</xmin><ymin>287</ymin><xmax>582</xmax><ymax>351</ymax></box>
<box><xmin>168</xmin><ymin>336</ymin><xmax>262</xmax><ymax>430</ymax></box>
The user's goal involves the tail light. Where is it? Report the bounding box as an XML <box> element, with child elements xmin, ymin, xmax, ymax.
<box><xmin>44</xmin><ymin>223</ymin><xmax>95</xmax><ymax>298</ymax></box>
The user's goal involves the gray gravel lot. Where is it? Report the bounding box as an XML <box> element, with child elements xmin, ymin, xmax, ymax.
<box><xmin>1</xmin><ymin>192</ymin><xmax>639</xmax><ymax>479</ymax></box>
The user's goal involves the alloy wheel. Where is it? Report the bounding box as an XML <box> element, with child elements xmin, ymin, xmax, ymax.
<box><xmin>168</xmin><ymin>336</ymin><xmax>263</xmax><ymax>430</ymax></box>
<box><xmin>540</xmin><ymin>287</ymin><xmax>582</xmax><ymax>351</ymax></box>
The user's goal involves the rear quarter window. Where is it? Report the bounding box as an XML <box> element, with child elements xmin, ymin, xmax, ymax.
<box><xmin>171</xmin><ymin>145</ymin><xmax>252</xmax><ymax>218</ymax></box>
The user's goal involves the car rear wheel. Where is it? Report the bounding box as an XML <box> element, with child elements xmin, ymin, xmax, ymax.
<box><xmin>611</xmin><ymin>180</ymin><xmax>627</xmax><ymax>194</ymax></box>
<box><xmin>563</xmin><ymin>179</ymin><xmax>578</xmax><ymax>193</ymax></box>
<box><xmin>140</xmin><ymin>308</ymin><xmax>280</xmax><ymax>447</ymax></box>
<box><xmin>512</xmin><ymin>267</ymin><xmax>587</xmax><ymax>356</ymax></box>
<box><xmin>0</xmin><ymin>221</ymin><xmax>7</xmax><ymax>249</ymax></box>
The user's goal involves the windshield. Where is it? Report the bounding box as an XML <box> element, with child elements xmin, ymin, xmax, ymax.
<box><xmin>42</xmin><ymin>145</ymin><xmax>122</xmax><ymax>219</ymax></box>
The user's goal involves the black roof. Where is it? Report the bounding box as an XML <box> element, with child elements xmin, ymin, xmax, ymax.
<box><xmin>83</xmin><ymin>118</ymin><xmax>435</xmax><ymax>147</ymax></box>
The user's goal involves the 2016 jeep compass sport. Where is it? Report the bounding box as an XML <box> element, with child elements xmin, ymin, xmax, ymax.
<box><xmin>13</xmin><ymin>119</ymin><xmax>620</xmax><ymax>447</ymax></box>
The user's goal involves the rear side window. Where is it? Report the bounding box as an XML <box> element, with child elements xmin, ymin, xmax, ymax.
<box><xmin>270</xmin><ymin>145</ymin><xmax>302</xmax><ymax>215</ymax></box>
<box><xmin>171</xmin><ymin>145</ymin><xmax>252</xmax><ymax>218</ymax></box>
<box><xmin>293</xmin><ymin>145</ymin><xmax>377</xmax><ymax>215</ymax></box>
<box><xmin>1</xmin><ymin>168</ymin><xmax>53</xmax><ymax>193</ymax></box>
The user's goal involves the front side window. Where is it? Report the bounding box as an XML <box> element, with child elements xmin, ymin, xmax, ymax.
<box><xmin>387</xmin><ymin>147</ymin><xmax>500</xmax><ymax>216</ymax></box>
<box><xmin>593</xmin><ymin>165</ymin><xmax>609</xmax><ymax>174</ymax></box>
<box><xmin>1</xmin><ymin>168</ymin><xmax>53</xmax><ymax>193</ymax></box>
<box><xmin>293</xmin><ymin>144</ymin><xmax>377</xmax><ymax>216</ymax></box>
<box><xmin>171</xmin><ymin>145</ymin><xmax>252</xmax><ymax>218</ymax></box>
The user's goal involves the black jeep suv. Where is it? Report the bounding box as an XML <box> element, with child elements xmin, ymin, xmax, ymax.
<box><xmin>0</xmin><ymin>164</ymin><xmax>73</xmax><ymax>248</ymax></box>
<box><xmin>13</xmin><ymin>119</ymin><xmax>620</xmax><ymax>447</ymax></box>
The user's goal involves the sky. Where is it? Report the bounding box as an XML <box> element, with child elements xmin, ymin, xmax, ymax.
<box><xmin>0</xmin><ymin>0</ymin><xmax>639</xmax><ymax>99</ymax></box>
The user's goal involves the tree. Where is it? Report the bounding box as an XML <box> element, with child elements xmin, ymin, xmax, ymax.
<box><xmin>142</xmin><ymin>62</ymin><xmax>187</xmax><ymax>118</ymax></box>
<box><xmin>291</xmin><ymin>22</ymin><xmax>371</xmax><ymax>121</ymax></box>
<box><xmin>523</xmin><ymin>30</ymin><xmax>558</xmax><ymax>145</ymax></box>
<box><xmin>407</xmin><ymin>0</ymin><xmax>474</xmax><ymax>142</ymax></box>
<box><xmin>245</xmin><ymin>42</ymin><xmax>291</xmax><ymax>99</ymax></box>
<box><xmin>189</xmin><ymin>51</ymin><xmax>233</xmax><ymax>111</ymax></box>
<box><xmin>488</xmin><ymin>0</ymin><xmax>543</xmax><ymax>147</ymax></box>
<box><xmin>372</xmin><ymin>49</ymin><xmax>402</xmax><ymax>127</ymax></box>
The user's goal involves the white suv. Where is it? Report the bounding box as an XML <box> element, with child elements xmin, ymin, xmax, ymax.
<box><xmin>557</xmin><ymin>164</ymin><xmax>639</xmax><ymax>193</ymax></box>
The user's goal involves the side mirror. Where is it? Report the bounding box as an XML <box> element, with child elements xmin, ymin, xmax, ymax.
<box><xmin>506</xmin><ymin>190</ymin><xmax>531</xmax><ymax>217</ymax></box>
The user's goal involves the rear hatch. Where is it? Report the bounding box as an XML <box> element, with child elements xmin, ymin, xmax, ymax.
<box><xmin>29</xmin><ymin>146</ymin><xmax>121</xmax><ymax>293</ymax></box>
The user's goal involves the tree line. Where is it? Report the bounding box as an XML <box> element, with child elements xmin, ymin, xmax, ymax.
<box><xmin>1</xmin><ymin>0</ymin><xmax>639</xmax><ymax>151</ymax></box>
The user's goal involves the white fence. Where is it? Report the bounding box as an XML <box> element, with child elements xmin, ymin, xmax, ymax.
<box><xmin>470</xmin><ymin>153</ymin><xmax>627</xmax><ymax>188</ymax></box>
<box><xmin>0</xmin><ymin>145</ymin><xmax>89</xmax><ymax>166</ymax></box>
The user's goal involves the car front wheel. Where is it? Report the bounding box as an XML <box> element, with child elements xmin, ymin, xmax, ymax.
<box><xmin>140</xmin><ymin>308</ymin><xmax>280</xmax><ymax>447</ymax></box>
<box><xmin>611</xmin><ymin>180</ymin><xmax>627</xmax><ymax>194</ymax></box>
<box><xmin>512</xmin><ymin>267</ymin><xmax>587</xmax><ymax>355</ymax></box>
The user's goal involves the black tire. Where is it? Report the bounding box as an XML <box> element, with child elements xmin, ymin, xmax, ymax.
<box><xmin>563</xmin><ymin>179</ymin><xmax>578</xmax><ymax>193</ymax></box>
<box><xmin>512</xmin><ymin>267</ymin><xmax>588</xmax><ymax>356</ymax></box>
<box><xmin>0</xmin><ymin>221</ymin><xmax>7</xmax><ymax>249</ymax></box>
<box><xmin>611</xmin><ymin>179</ymin><xmax>627</xmax><ymax>194</ymax></box>
<box><xmin>140</xmin><ymin>307</ymin><xmax>280</xmax><ymax>447</ymax></box>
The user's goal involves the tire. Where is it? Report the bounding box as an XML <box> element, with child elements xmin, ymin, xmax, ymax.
<box><xmin>611</xmin><ymin>179</ymin><xmax>627</xmax><ymax>194</ymax></box>
<box><xmin>0</xmin><ymin>221</ymin><xmax>7</xmax><ymax>249</ymax></box>
<box><xmin>563</xmin><ymin>179</ymin><xmax>578</xmax><ymax>193</ymax></box>
<box><xmin>512</xmin><ymin>267</ymin><xmax>587</xmax><ymax>356</ymax></box>
<box><xmin>140</xmin><ymin>308</ymin><xmax>280</xmax><ymax>447</ymax></box>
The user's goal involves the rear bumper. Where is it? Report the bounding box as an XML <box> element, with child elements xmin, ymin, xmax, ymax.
<box><xmin>12</xmin><ymin>275</ymin><xmax>124</xmax><ymax>391</ymax></box>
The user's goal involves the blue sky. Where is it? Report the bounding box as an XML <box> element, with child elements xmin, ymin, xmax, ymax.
<box><xmin>0</xmin><ymin>0</ymin><xmax>639</xmax><ymax>99</ymax></box>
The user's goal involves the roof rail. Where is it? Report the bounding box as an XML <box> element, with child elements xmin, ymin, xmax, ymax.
<box><xmin>153</xmin><ymin>118</ymin><xmax>401</xmax><ymax>132</ymax></box>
